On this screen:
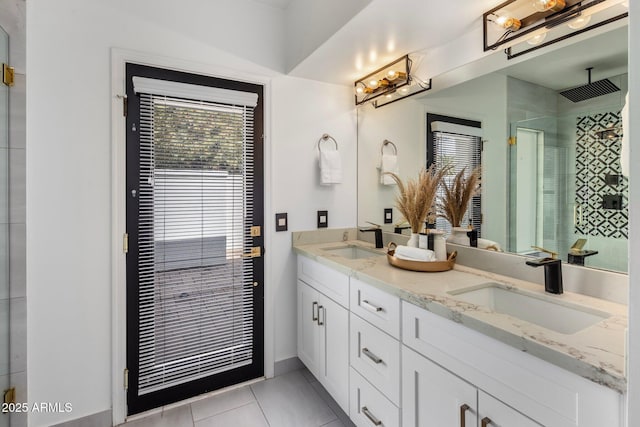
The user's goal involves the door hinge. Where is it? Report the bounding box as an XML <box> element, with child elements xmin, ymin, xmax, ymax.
<box><xmin>250</xmin><ymin>225</ymin><xmax>261</xmax><ymax>237</ymax></box>
<box><xmin>3</xmin><ymin>387</ymin><xmax>16</xmax><ymax>406</ymax></box>
<box><xmin>124</xmin><ymin>368</ymin><xmax>129</xmax><ymax>390</ymax></box>
<box><xmin>116</xmin><ymin>94</ymin><xmax>128</xmax><ymax>117</ymax></box>
<box><xmin>508</xmin><ymin>136</ymin><xmax>517</xmax><ymax>146</ymax></box>
<box><xmin>2</xmin><ymin>64</ymin><xmax>15</xmax><ymax>87</ymax></box>
<box><xmin>123</xmin><ymin>233</ymin><xmax>129</xmax><ymax>254</ymax></box>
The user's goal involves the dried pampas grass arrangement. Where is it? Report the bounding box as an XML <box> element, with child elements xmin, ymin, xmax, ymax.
<box><xmin>386</xmin><ymin>165</ymin><xmax>450</xmax><ymax>233</ymax></box>
<box><xmin>437</xmin><ymin>166</ymin><xmax>481</xmax><ymax>228</ymax></box>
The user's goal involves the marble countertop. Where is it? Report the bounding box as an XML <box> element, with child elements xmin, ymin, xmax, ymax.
<box><xmin>293</xmin><ymin>238</ymin><xmax>627</xmax><ymax>393</ymax></box>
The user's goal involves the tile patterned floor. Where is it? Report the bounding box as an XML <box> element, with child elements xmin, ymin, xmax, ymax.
<box><xmin>120</xmin><ymin>369</ymin><xmax>355</xmax><ymax>427</ymax></box>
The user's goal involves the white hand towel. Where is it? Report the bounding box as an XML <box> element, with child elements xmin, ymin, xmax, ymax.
<box><xmin>621</xmin><ymin>92</ymin><xmax>629</xmax><ymax>177</ymax></box>
<box><xmin>320</xmin><ymin>150</ymin><xmax>342</xmax><ymax>185</ymax></box>
<box><xmin>394</xmin><ymin>245</ymin><xmax>435</xmax><ymax>262</ymax></box>
<box><xmin>380</xmin><ymin>154</ymin><xmax>399</xmax><ymax>185</ymax></box>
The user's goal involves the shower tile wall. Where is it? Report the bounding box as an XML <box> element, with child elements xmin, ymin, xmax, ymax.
<box><xmin>575</xmin><ymin>111</ymin><xmax>627</xmax><ymax>239</ymax></box>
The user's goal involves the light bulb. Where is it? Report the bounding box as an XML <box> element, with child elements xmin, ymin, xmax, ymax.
<box><xmin>568</xmin><ymin>14</ymin><xmax>591</xmax><ymax>29</ymax></box>
<box><xmin>532</xmin><ymin>0</ymin><xmax>565</xmax><ymax>12</ymax></box>
<box><xmin>496</xmin><ymin>16</ymin><xmax>521</xmax><ymax>31</ymax></box>
<box><xmin>356</xmin><ymin>86</ymin><xmax>364</xmax><ymax>94</ymax></box>
<box><xmin>527</xmin><ymin>32</ymin><xmax>547</xmax><ymax>45</ymax></box>
<box><xmin>369</xmin><ymin>79</ymin><xmax>379</xmax><ymax>89</ymax></box>
<box><xmin>387</xmin><ymin>70</ymin><xmax>398</xmax><ymax>79</ymax></box>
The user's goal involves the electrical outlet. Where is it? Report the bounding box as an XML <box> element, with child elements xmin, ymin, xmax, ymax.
<box><xmin>317</xmin><ymin>210</ymin><xmax>328</xmax><ymax>228</ymax></box>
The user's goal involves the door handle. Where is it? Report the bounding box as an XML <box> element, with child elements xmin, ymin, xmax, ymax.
<box><xmin>312</xmin><ymin>301</ymin><xmax>318</xmax><ymax>322</ymax></box>
<box><xmin>362</xmin><ymin>347</ymin><xmax>383</xmax><ymax>364</ymax></box>
<box><xmin>317</xmin><ymin>305</ymin><xmax>324</xmax><ymax>326</ymax></box>
<box><xmin>460</xmin><ymin>404</ymin><xmax>470</xmax><ymax>427</ymax></box>
<box><xmin>362</xmin><ymin>406</ymin><xmax>382</xmax><ymax>426</ymax></box>
<box><xmin>481</xmin><ymin>417</ymin><xmax>493</xmax><ymax>427</ymax></box>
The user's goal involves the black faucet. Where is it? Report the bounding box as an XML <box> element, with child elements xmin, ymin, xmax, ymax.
<box><xmin>394</xmin><ymin>225</ymin><xmax>411</xmax><ymax>234</ymax></box>
<box><xmin>525</xmin><ymin>257</ymin><xmax>563</xmax><ymax>294</ymax></box>
<box><xmin>466</xmin><ymin>229</ymin><xmax>478</xmax><ymax>248</ymax></box>
<box><xmin>360</xmin><ymin>227</ymin><xmax>384</xmax><ymax>248</ymax></box>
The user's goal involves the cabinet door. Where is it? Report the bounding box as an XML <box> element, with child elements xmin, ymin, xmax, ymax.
<box><xmin>318</xmin><ymin>294</ymin><xmax>350</xmax><ymax>413</ymax></box>
<box><xmin>402</xmin><ymin>346</ymin><xmax>477</xmax><ymax>427</ymax></box>
<box><xmin>297</xmin><ymin>280</ymin><xmax>320</xmax><ymax>376</ymax></box>
<box><xmin>478</xmin><ymin>391</ymin><xmax>542</xmax><ymax>427</ymax></box>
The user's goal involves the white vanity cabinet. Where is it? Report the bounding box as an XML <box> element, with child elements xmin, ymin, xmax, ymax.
<box><xmin>349</xmin><ymin>278</ymin><xmax>402</xmax><ymax>426</ymax></box>
<box><xmin>297</xmin><ymin>257</ymin><xmax>350</xmax><ymax>413</ymax></box>
<box><xmin>402</xmin><ymin>301</ymin><xmax>624</xmax><ymax>427</ymax></box>
<box><xmin>402</xmin><ymin>346</ymin><xmax>541</xmax><ymax>427</ymax></box>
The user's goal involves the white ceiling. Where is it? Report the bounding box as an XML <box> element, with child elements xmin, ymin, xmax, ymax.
<box><xmin>251</xmin><ymin>0</ymin><xmax>293</xmax><ymax>9</ymax></box>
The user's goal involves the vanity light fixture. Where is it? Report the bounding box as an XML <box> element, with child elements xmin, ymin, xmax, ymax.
<box><xmin>354</xmin><ymin>54</ymin><xmax>432</xmax><ymax>108</ymax></box>
<box><xmin>483</xmin><ymin>0</ymin><xmax>628</xmax><ymax>60</ymax></box>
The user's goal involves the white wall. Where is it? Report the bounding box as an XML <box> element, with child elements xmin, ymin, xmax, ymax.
<box><xmin>270</xmin><ymin>76</ymin><xmax>357</xmax><ymax>361</ymax></box>
<box><xmin>26</xmin><ymin>1</ymin><xmax>355</xmax><ymax>426</ymax></box>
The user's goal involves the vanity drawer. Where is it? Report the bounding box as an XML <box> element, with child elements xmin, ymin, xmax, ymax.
<box><xmin>350</xmin><ymin>278</ymin><xmax>400</xmax><ymax>338</ymax></box>
<box><xmin>350</xmin><ymin>368</ymin><xmax>399</xmax><ymax>427</ymax></box>
<box><xmin>350</xmin><ymin>313</ymin><xmax>401</xmax><ymax>405</ymax></box>
<box><xmin>298</xmin><ymin>256</ymin><xmax>349</xmax><ymax>308</ymax></box>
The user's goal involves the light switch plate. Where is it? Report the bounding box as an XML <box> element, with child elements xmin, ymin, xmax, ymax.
<box><xmin>384</xmin><ymin>208</ymin><xmax>393</xmax><ymax>224</ymax></box>
<box><xmin>317</xmin><ymin>210</ymin><xmax>328</xmax><ymax>228</ymax></box>
<box><xmin>275</xmin><ymin>213</ymin><xmax>288</xmax><ymax>232</ymax></box>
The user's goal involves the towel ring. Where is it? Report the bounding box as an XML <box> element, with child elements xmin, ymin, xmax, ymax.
<box><xmin>318</xmin><ymin>133</ymin><xmax>338</xmax><ymax>154</ymax></box>
<box><xmin>381</xmin><ymin>139</ymin><xmax>398</xmax><ymax>155</ymax></box>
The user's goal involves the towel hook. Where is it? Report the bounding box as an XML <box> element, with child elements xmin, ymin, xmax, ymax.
<box><xmin>381</xmin><ymin>139</ymin><xmax>398</xmax><ymax>155</ymax></box>
<box><xmin>318</xmin><ymin>133</ymin><xmax>338</xmax><ymax>154</ymax></box>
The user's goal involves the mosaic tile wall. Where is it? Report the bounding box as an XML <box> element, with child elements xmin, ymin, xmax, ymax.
<box><xmin>575</xmin><ymin>111</ymin><xmax>628</xmax><ymax>239</ymax></box>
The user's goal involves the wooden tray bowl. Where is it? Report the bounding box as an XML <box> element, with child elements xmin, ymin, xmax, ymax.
<box><xmin>386</xmin><ymin>242</ymin><xmax>457</xmax><ymax>272</ymax></box>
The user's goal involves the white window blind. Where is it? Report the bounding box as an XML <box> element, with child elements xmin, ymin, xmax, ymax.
<box><xmin>433</xmin><ymin>131</ymin><xmax>482</xmax><ymax>236</ymax></box>
<box><xmin>136</xmin><ymin>87</ymin><xmax>256</xmax><ymax>394</ymax></box>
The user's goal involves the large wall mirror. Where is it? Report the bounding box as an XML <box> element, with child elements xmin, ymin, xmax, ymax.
<box><xmin>357</xmin><ymin>24</ymin><xmax>628</xmax><ymax>274</ymax></box>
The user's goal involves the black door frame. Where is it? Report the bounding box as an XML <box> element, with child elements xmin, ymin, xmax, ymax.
<box><xmin>125</xmin><ymin>63</ymin><xmax>264</xmax><ymax>415</ymax></box>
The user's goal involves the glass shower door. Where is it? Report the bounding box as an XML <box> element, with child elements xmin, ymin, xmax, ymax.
<box><xmin>0</xmin><ymin>24</ymin><xmax>9</xmax><ymax>427</ymax></box>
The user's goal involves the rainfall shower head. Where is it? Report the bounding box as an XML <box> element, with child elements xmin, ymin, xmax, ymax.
<box><xmin>559</xmin><ymin>67</ymin><xmax>620</xmax><ymax>103</ymax></box>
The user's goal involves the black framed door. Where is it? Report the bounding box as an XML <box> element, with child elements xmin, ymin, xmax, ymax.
<box><xmin>125</xmin><ymin>63</ymin><xmax>264</xmax><ymax>415</ymax></box>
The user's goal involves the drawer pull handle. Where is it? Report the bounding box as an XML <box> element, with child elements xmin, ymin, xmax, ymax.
<box><xmin>318</xmin><ymin>305</ymin><xmax>325</xmax><ymax>326</ymax></box>
<box><xmin>312</xmin><ymin>301</ymin><xmax>318</xmax><ymax>321</ymax></box>
<box><xmin>361</xmin><ymin>299</ymin><xmax>383</xmax><ymax>313</ymax></box>
<box><xmin>362</xmin><ymin>347</ymin><xmax>383</xmax><ymax>364</ymax></box>
<box><xmin>362</xmin><ymin>406</ymin><xmax>382</xmax><ymax>426</ymax></box>
<box><xmin>481</xmin><ymin>417</ymin><xmax>493</xmax><ymax>427</ymax></box>
<box><xmin>460</xmin><ymin>404</ymin><xmax>470</xmax><ymax>427</ymax></box>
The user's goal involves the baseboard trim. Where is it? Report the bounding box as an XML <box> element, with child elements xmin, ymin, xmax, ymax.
<box><xmin>50</xmin><ymin>409</ymin><xmax>112</xmax><ymax>427</ymax></box>
<box><xmin>274</xmin><ymin>357</ymin><xmax>304</xmax><ymax>377</ymax></box>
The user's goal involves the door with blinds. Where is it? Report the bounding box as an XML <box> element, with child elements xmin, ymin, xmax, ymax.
<box><xmin>427</xmin><ymin>114</ymin><xmax>483</xmax><ymax>236</ymax></box>
<box><xmin>125</xmin><ymin>64</ymin><xmax>264</xmax><ymax>415</ymax></box>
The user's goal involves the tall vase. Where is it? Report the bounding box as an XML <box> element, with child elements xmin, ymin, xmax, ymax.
<box><xmin>407</xmin><ymin>232</ymin><xmax>420</xmax><ymax>248</ymax></box>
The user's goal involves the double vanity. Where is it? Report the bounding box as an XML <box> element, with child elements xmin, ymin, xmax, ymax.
<box><xmin>293</xmin><ymin>229</ymin><xmax>627</xmax><ymax>427</ymax></box>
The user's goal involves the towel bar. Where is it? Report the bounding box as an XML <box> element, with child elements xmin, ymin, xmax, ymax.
<box><xmin>318</xmin><ymin>134</ymin><xmax>338</xmax><ymax>153</ymax></box>
<box><xmin>381</xmin><ymin>139</ymin><xmax>398</xmax><ymax>155</ymax></box>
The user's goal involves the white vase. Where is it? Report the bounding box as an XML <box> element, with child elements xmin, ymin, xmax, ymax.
<box><xmin>407</xmin><ymin>232</ymin><xmax>420</xmax><ymax>248</ymax></box>
<box><xmin>448</xmin><ymin>227</ymin><xmax>470</xmax><ymax>246</ymax></box>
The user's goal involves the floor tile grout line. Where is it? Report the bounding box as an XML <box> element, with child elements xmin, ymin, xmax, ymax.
<box><xmin>193</xmin><ymin>401</ymin><xmax>258</xmax><ymax>426</ymax></box>
<box><xmin>249</xmin><ymin>384</ymin><xmax>272</xmax><ymax>426</ymax></box>
<box><xmin>188</xmin><ymin>401</ymin><xmax>195</xmax><ymax>427</ymax></box>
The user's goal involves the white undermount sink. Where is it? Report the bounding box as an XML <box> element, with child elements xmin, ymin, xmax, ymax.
<box><xmin>448</xmin><ymin>283</ymin><xmax>611</xmax><ymax>334</ymax></box>
<box><xmin>322</xmin><ymin>245</ymin><xmax>383</xmax><ymax>260</ymax></box>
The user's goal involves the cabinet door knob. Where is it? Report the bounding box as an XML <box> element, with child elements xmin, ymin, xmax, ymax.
<box><xmin>481</xmin><ymin>417</ymin><xmax>493</xmax><ymax>427</ymax></box>
<box><xmin>460</xmin><ymin>404</ymin><xmax>470</xmax><ymax>427</ymax></box>
<box><xmin>362</xmin><ymin>347</ymin><xmax>383</xmax><ymax>364</ymax></box>
<box><xmin>312</xmin><ymin>301</ymin><xmax>318</xmax><ymax>321</ymax></box>
<box><xmin>362</xmin><ymin>406</ymin><xmax>382</xmax><ymax>426</ymax></box>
